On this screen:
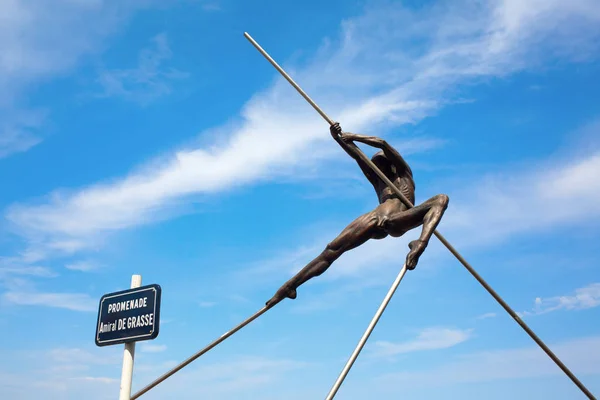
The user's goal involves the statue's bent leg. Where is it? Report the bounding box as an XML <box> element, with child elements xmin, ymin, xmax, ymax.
<box><xmin>385</xmin><ymin>194</ymin><xmax>449</xmax><ymax>270</ymax></box>
<box><xmin>266</xmin><ymin>210</ymin><xmax>386</xmax><ymax>307</ymax></box>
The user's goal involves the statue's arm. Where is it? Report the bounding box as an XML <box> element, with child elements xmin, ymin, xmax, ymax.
<box><xmin>330</xmin><ymin>124</ymin><xmax>378</xmax><ymax>184</ymax></box>
<box><xmin>341</xmin><ymin>133</ymin><xmax>413</xmax><ymax>175</ymax></box>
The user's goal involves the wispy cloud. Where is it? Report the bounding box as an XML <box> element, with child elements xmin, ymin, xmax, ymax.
<box><xmin>476</xmin><ymin>312</ymin><xmax>497</xmax><ymax>320</ymax></box>
<box><xmin>0</xmin><ymin>0</ymin><xmax>161</xmax><ymax>158</ymax></box>
<box><xmin>376</xmin><ymin>335</ymin><xmax>600</xmax><ymax>387</ymax></box>
<box><xmin>4</xmin><ymin>348</ymin><xmax>310</xmax><ymax>399</ymax></box>
<box><xmin>140</xmin><ymin>344</ymin><xmax>167</xmax><ymax>353</ymax></box>
<box><xmin>140</xmin><ymin>356</ymin><xmax>310</xmax><ymax>398</ymax></box>
<box><xmin>0</xmin><ymin>1</ymin><xmax>154</xmax><ymax>100</ymax></box>
<box><xmin>65</xmin><ymin>260</ymin><xmax>99</xmax><ymax>272</ymax></box>
<box><xmin>200</xmin><ymin>2</ymin><xmax>222</xmax><ymax>12</ymax></box>
<box><xmin>444</xmin><ymin>135</ymin><xmax>600</xmax><ymax>248</ymax></box>
<box><xmin>46</xmin><ymin>347</ymin><xmax>119</xmax><ymax>366</ymax></box>
<box><xmin>0</xmin><ymin>346</ymin><xmax>123</xmax><ymax>398</ymax></box>
<box><xmin>96</xmin><ymin>33</ymin><xmax>189</xmax><ymax>104</ymax></box>
<box><xmin>370</xmin><ymin>327</ymin><xmax>473</xmax><ymax>358</ymax></box>
<box><xmin>3</xmin><ymin>290</ymin><xmax>97</xmax><ymax>312</ymax></box>
<box><xmin>0</xmin><ymin>256</ymin><xmax>55</xmax><ymax>280</ymax></box>
<box><xmin>288</xmin><ymin>275</ymin><xmax>390</xmax><ymax>314</ymax></box>
<box><xmin>0</xmin><ymin>109</ymin><xmax>47</xmax><ymax>159</ymax></box>
<box><xmin>521</xmin><ymin>283</ymin><xmax>600</xmax><ymax>316</ymax></box>
<box><xmin>6</xmin><ymin>0</ymin><xmax>600</xmax><ymax>258</ymax></box>
<box><xmin>70</xmin><ymin>376</ymin><xmax>118</xmax><ymax>384</ymax></box>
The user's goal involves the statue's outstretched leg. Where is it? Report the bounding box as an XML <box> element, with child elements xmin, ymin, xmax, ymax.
<box><xmin>384</xmin><ymin>194</ymin><xmax>449</xmax><ymax>269</ymax></box>
<box><xmin>266</xmin><ymin>210</ymin><xmax>387</xmax><ymax>307</ymax></box>
<box><xmin>265</xmin><ymin>194</ymin><xmax>448</xmax><ymax>307</ymax></box>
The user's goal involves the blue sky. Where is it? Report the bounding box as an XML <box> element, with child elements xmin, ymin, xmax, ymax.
<box><xmin>1</xmin><ymin>0</ymin><xmax>600</xmax><ymax>398</ymax></box>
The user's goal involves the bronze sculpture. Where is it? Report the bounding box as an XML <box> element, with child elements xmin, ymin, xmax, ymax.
<box><xmin>266</xmin><ymin>122</ymin><xmax>449</xmax><ymax>307</ymax></box>
<box><xmin>131</xmin><ymin>35</ymin><xmax>596</xmax><ymax>400</ymax></box>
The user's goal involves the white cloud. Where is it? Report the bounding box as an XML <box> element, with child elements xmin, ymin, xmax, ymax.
<box><xmin>3</xmin><ymin>290</ymin><xmax>97</xmax><ymax>311</ymax></box>
<box><xmin>6</xmin><ymin>0</ymin><xmax>600</xmax><ymax>258</ymax></box>
<box><xmin>70</xmin><ymin>376</ymin><xmax>118</xmax><ymax>384</ymax></box>
<box><xmin>0</xmin><ymin>0</ymin><xmax>195</xmax><ymax>159</ymax></box>
<box><xmin>444</xmin><ymin>139</ymin><xmax>600</xmax><ymax>248</ymax></box>
<box><xmin>136</xmin><ymin>356</ymin><xmax>310</xmax><ymax>399</ymax></box>
<box><xmin>0</xmin><ymin>0</ymin><xmax>159</xmax><ymax>158</ymax></box>
<box><xmin>0</xmin><ymin>256</ymin><xmax>55</xmax><ymax>280</ymax></box>
<box><xmin>0</xmin><ymin>108</ymin><xmax>47</xmax><ymax>158</ymax></box>
<box><xmin>288</xmin><ymin>276</ymin><xmax>389</xmax><ymax>314</ymax></box>
<box><xmin>47</xmin><ymin>347</ymin><xmax>119</xmax><ymax>366</ymax></box>
<box><xmin>140</xmin><ymin>344</ymin><xmax>167</xmax><ymax>353</ymax></box>
<box><xmin>521</xmin><ymin>283</ymin><xmax>600</xmax><ymax>316</ymax></box>
<box><xmin>0</xmin><ymin>371</ymin><xmax>120</xmax><ymax>400</ymax></box>
<box><xmin>2</xmin><ymin>348</ymin><xmax>310</xmax><ymax>400</ymax></box>
<box><xmin>370</xmin><ymin>327</ymin><xmax>472</xmax><ymax>358</ymax></box>
<box><xmin>476</xmin><ymin>312</ymin><xmax>497</xmax><ymax>320</ymax></box>
<box><xmin>0</xmin><ymin>346</ymin><xmax>123</xmax><ymax>399</ymax></box>
<box><xmin>96</xmin><ymin>33</ymin><xmax>189</xmax><ymax>104</ymax></box>
<box><xmin>0</xmin><ymin>1</ymin><xmax>150</xmax><ymax>95</ymax></box>
<box><xmin>233</xmin><ymin>242</ymin><xmax>323</xmax><ymax>285</ymax></box>
<box><xmin>376</xmin><ymin>335</ymin><xmax>600</xmax><ymax>387</ymax></box>
<box><xmin>65</xmin><ymin>260</ymin><xmax>99</xmax><ymax>272</ymax></box>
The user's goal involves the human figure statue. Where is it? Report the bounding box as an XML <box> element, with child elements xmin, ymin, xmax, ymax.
<box><xmin>266</xmin><ymin>122</ymin><xmax>449</xmax><ymax>308</ymax></box>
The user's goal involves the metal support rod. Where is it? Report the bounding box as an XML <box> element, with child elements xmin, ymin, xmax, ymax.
<box><xmin>244</xmin><ymin>32</ymin><xmax>596</xmax><ymax>400</ymax></box>
<box><xmin>119</xmin><ymin>275</ymin><xmax>142</xmax><ymax>400</ymax></box>
<box><xmin>325</xmin><ymin>265</ymin><xmax>408</xmax><ymax>400</ymax></box>
<box><xmin>243</xmin><ymin>32</ymin><xmax>334</xmax><ymax>125</ymax></box>
<box><xmin>130</xmin><ymin>306</ymin><xmax>268</xmax><ymax>399</ymax></box>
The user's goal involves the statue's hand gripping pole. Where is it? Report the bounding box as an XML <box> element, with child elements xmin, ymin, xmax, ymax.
<box><xmin>244</xmin><ymin>32</ymin><xmax>596</xmax><ymax>400</ymax></box>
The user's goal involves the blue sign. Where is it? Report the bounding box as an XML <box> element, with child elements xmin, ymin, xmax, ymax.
<box><xmin>95</xmin><ymin>284</ymin><xmax>161</xmax><ymax>347</ymax></box>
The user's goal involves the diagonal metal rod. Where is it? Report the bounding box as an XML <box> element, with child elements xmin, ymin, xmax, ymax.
<box><xmin>244</xmin><ymin>32</ymin><xmax>597</xmax><ymax>400</ymax></box>
<box><xmin>130</xmin><ymin>306</ymin><xmax>268</xmax><ymax>399</ymax></box>
<box><xmin>243</xmin><ymin>32</ymin><xmax>334</xmax><ymax>125</ymax></box>
<box><xmin>326</xmin><ymin>265</ymin><xmax>408</xmax><ymax>400</ymax></box>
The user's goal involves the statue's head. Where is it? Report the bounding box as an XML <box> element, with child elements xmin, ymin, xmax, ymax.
<box><xmin>371</xmin><ymin>150</ymin><xmax>392</xmax><ymax>175</ymax></box>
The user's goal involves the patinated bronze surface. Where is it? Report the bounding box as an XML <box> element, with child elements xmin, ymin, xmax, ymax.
<box><xmin>266</xmin><ymin>123</ymin><xmax>449</xmax><ymax>308</ymax></box>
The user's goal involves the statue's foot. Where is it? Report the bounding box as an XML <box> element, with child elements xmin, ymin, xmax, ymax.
<box><xmin>406</xmin><ymin>239</ymin><xmax>427</xmax><ymax>270</ymax></box>
<box><xmin>266</xmin><ymin>284</ymin><xmax>297</xmax><ymax>308</ymax></box>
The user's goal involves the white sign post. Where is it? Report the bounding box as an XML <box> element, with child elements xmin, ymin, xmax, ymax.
<box><xmin>119</xmin><ymin>274</ymin><xmax>142</xmax><ymax>400</ymax></box>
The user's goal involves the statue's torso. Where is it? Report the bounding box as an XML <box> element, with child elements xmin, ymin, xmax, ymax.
<box><xmin>375</xmin><ymin>168</ymin><xmax>415</xmax><ymax>207</ymax></box>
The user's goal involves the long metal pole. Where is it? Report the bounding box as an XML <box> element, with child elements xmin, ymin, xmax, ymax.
<box><xmin>243</xmin><ymin>32</ymin><xmax>334</xmax><ymax>125</ymax></box>
<box><xmin>119</xmin><ymin>275</ymin><xmax>142</xmax><ymax>400</ymax></box>
<box><xmin>326</xmin><ymin>265</ymin><xmax>408</xmax><ymax>400</ymax></box>
<box><xmin>244</xmin><ymin>32</ymin><xmax>597</xmax><ymax>400</ymax></box>
<box><xmin>130</xmin><ymin>306</ymin><xmax>268</xmax><ymax>399</ymax></box>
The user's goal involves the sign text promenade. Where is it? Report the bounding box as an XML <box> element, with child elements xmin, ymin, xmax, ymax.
<box><xmin>95</xmin><ymin>284</ymin><xmax>161</xmax><ymax>347</ymax></box>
